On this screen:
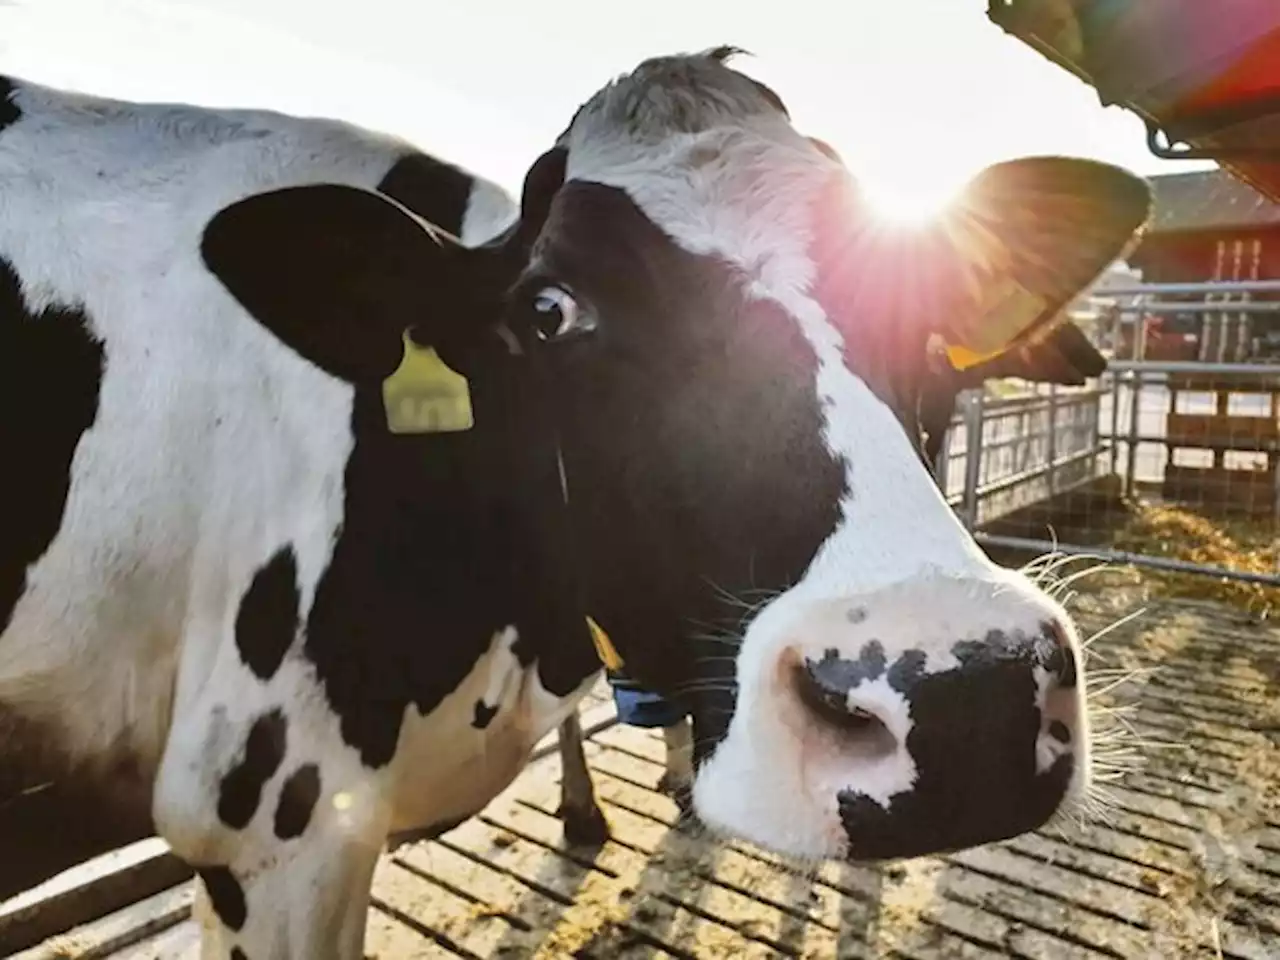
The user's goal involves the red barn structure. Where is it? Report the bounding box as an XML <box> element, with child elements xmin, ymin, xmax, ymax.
<box><xmin>1114</xmin><ymin>171</ymin><xmax>1280</xmax><ymax>515</ymax></box>
<box><xmin>1138</xmin><ymin>170</ymin><xmax>1280</xmax><ymax>283</ymax></box>
<box><xmin>1127</xmin><ymin>168</ymin><xmax>1280</xmax><ymax>363</ymax></box>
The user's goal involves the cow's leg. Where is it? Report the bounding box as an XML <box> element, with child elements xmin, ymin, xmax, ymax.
<box><xmin>605</xmin><ymin>676</ymin><xmax>698</xmax><ymax>823</ymax></box>
<box><xmin>154</xmin><ymin>633</ymin><xmax>392</xmax><ymax>960</ymax></box>
<box><xmin>158</xmin><ymin>732</ymin><xmax>388</xmax><ymax>958</ymax></box>
<box><xmin>157</xmin><ymin>715</ymin><xmax>389</xmax><ymax>959</ymax></box>
<box><xmin>657</xmin><ymin>718</ymin><xmax>696</xmax><ymax>819</ymax></box>
<box><xmin>555</xmin><ymin>712</ymin><xmax>609</xmax><ymax>847</ymax></box>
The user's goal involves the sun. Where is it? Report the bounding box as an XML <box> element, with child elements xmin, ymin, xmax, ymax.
<box><xmin>858</xmin><ymin>174</ymin><xmax>965</xmax><ymax>228</ymax></box>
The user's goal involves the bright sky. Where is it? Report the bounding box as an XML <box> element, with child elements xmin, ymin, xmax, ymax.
<box><xmin>0</xmin><ymin>0</ymin><xmax>1213</xmax><ymax>205</ymax></box>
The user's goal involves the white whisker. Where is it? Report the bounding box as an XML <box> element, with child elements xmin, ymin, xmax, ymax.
<box><xmin>1049</xmin><ymin>563</ymin><xmax>1118</xmax><ymax>595</ymax></box>
<box><xmin>1023</xmin><ymin>550</ymin><xmax>1110</xmax><ymax>585</ymax></box>
<box><xmin>1082</xmin><ymin>608</ymin><xmax>1148</xmax><ymax>650</ymax></box>
<box><xmin>1087</xmin><ymin>668</ymin><xmax>1159</xmax><ymax>699</ymax></box>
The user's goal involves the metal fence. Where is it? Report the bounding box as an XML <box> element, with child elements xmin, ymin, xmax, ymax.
<box><xmin>936</xmin><ymin>385</ymin><xmax>1109</xmax><ymax>527</ymax></box>
<box><xmin>940</xmin><ymin>279</ymin><xmax>1280</xmax><ymax>589</ymax></box>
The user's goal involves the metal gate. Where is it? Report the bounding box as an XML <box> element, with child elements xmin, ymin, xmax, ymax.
<box><xmin>941</xmin><ymin>279</ymin><xmax>1280</xmax><ymax>591</ymax></box>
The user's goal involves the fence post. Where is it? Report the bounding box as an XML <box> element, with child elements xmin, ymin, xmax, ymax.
<box><xmin>1045</xmin><ymin>384</ymin><xmax>1058</xmax><ymax>497</ymax></box>
<box><xmin>1087</xmin><ymin>387</ymin><xmax>1102</xmax><ymax>481</ymax></box>
<box><xmin>961</xmin><ymin>389</ymin><xmax>984</xmax><ymax>529</ymax></box>
<box><xmin>1124</xmin><ymin>370</ymin><xmax>1143</xmax><ymax>498</ymax></box>
<box><xmin>934</xmin><ymin>418</ymin><xmax>953</xmax><ymax>493</ymax></box>
<box><xmin>1273</xmin><ymin>383</ymin><xmax>1280</xmax><ymax>524</ymax></box>
<box><xmin>1109</xmin><ymin>370</ymin><xmax>1122</xmax><ymax>478</ymax></box>
<box><xmin>1106</xmin><ymin>302</ymin><xmax>1125</xmax><ymax>479</ymax></box>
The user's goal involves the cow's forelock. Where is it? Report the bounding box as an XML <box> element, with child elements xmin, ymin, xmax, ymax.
<box><xmin>557</xmin><ymin>47</ymin><xmax>789</xmax><ymax>150</ymax></box>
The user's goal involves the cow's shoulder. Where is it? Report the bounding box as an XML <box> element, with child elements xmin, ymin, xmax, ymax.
<box><xmin>0</xmin><ymin>254</ymin><xmax>104</xmax><ymax>636</ymax></box>
<box><xmin>0</xmin><ymin>73</ymin><xmax>407</xmax><ymax>198</ymax></box>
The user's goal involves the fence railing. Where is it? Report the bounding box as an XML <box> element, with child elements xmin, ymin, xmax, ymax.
<box><xmin>943</xmin><ymin>278</ymin><xmax>1280</xmax><ymax>589</ymax></box>
<box><xmin>938</xmin><ymin>385</ymin><xmax>1110</xmax><ymax>528</ymax></box>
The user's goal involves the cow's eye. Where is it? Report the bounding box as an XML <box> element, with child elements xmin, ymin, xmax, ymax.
<box><xmin>531</xmin><ymin>286</ymin><xmax>595</xmax><ymax>342</ymax></box>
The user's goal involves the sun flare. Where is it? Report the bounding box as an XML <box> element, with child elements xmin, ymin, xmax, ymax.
<box><xmin>859</xmin><ymin>176</ymin><xmax>962</xmax><ymax>227</ymax></box>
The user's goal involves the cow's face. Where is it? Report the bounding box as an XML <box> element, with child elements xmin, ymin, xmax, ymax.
<box><xmin>500</xmin><ymin>49</ymin><xmax>1150</xmax><ymax>861</ymax></box>
<box><xmin>202</xmin><ymin>47</ymin><xmax>1150</xmax><ymax>863</ymax></box>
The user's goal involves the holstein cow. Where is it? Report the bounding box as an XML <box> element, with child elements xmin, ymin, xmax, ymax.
<box><xmin>0</xmin><ymin>47</ymin><xmax>1149</xmax><ymax>959</ymax></box>
<box><xmin>554</xmin><ymin>317</ymin><xmax>1113</xmax><ymax>826</ymax></box>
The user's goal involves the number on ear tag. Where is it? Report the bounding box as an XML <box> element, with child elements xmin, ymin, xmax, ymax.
<box><xmin>382</xmin><ymin>333</ymin><xmax>474</xmax><ymax>434</ymax></box>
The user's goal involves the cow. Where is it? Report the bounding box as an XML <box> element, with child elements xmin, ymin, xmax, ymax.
<box><xmin>0</xmin><ymin>46</ymin><xmax>1150</xmax><ymax>960</ymax></box>
<box><xmin>554</xmin><ymin>316</ymin><xmax>1113</xmax><ymax>832</ymax></box>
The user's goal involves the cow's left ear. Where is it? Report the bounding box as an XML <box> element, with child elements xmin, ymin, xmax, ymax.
<box><xmin>1035</xmin><ymin>317</ymin><xmax>1107</xmax><ymax>380</ymax></box>
<box><xmin>926</xmin><ymin>157</ymin><xmax>1150</xmax><ymax>371</ymax></box>
<box><xmin>953</xmin><ymin>318</ymin><xmax>1106</xmax><ymax>387</ymax></box>
<box><xmin>202</xmin><ymin>183</ymin><xmax>496</xmax><ymax>383</ymax></box>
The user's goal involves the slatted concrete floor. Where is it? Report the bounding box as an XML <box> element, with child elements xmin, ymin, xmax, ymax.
<box><xmin>16</xmin><ymin>597</ymin><xmax>1280</xmax><ymax>959</ymax></box>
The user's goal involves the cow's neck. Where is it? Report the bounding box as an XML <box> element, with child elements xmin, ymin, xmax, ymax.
<box><xmin>296</xmin><ymin>384</ymin><xmax>600</xmax><ymax>769</ymax></box>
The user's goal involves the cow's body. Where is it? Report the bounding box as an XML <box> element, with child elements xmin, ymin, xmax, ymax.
<box><xmin>0</xmin><ymin>77</ymin><xmax>605</xmax><ymax>930</ymax></box>
<box><xmin>0</xmin><ymin>49</ymin><xmax>1152</xmax><ymax>960</ymax></box>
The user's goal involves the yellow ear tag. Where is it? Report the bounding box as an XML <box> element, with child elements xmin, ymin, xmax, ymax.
<box><xmin>381</xmin><ymin>332</ymin><xmax>474</xmax><ymax>434</ymax></box>
<box><xmin>945</xmin><ymin>276</ymin><xmax>1049</xmax><ymax>371</ymax></box>
<box><xmin>586</xmin><ymin>616</ymin><xmax>624</xmax><ymax>672</ymax></box>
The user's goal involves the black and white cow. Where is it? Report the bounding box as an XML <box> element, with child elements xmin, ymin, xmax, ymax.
<box><xmin>0</xmin><ymin>47</ymin><xmax>1149</xmax><ymax>959</ymax></box>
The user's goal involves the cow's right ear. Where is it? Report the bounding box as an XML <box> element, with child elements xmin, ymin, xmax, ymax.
<box><xmin>202</xmin><ymin>183</ymin><xmax>487</xmax><ymax>383</ymax></box>
<box><xmin>925</xmin><ymin>157</ymin><xmax>1150</xmax><ymax>372</ymax></box>
<box><xmin>1038</xmin><ymin>317</ymin><xmax>1107</xmax><ymax>380</ymax></box>
<box><xmin>950</xmin><ymin>318</ymin><xmax>1107</xmax><ymax>388</ymax></box>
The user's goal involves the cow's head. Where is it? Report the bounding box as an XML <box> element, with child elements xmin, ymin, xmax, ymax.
<box><xmin>202</xmin><ymin>48</ymin><xmax>1150</xmax><ymax>862</ymax></box>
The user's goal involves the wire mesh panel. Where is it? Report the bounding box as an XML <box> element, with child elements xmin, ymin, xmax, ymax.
<box><xmin>940</xmin><ymin>279</ymin><xmax>1280</xmax><ymax>611</ymax></box>
<box><xmin>940</xmin><ymin>386</ymin><xmax>1111</xmax><ymax>530</ymax></box>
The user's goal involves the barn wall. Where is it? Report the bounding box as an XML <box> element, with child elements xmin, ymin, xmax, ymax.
<box><xmin>1129</xmin><ymin>226</ymin><xmax>1280</xmax><ymax>283</ymax></box>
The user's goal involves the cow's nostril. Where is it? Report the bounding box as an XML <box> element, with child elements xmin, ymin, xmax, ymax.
<box><xmin>794</xmin><ymin>656</ymin><xmax>882</xmax><ymax>735</ymax></box>
<box><xmin>1040</xmin><ymin>619</ymin><xmax>1078</xmax><ymax>689</ymax></box>
<box><xmin>1056</xmin><ymin>643</ymin><xmax>1078</xmax><ymax>689</ymax></box>
<box><xmin>1048</xmin><ymin>720</ymin><xmax>1071</xmax><ymax>744</ymax></box>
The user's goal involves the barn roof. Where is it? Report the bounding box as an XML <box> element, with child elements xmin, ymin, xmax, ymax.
<box><xmin>1146</xmin><ymin>168</ymin><xmax>1280</xmax><ymax>235</ymax></box>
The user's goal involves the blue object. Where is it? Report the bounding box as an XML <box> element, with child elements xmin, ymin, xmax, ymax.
<box><xmin>607</xmin><ymin>672</ymin><xmax>688</xmax><ymax>728</ymax></box>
